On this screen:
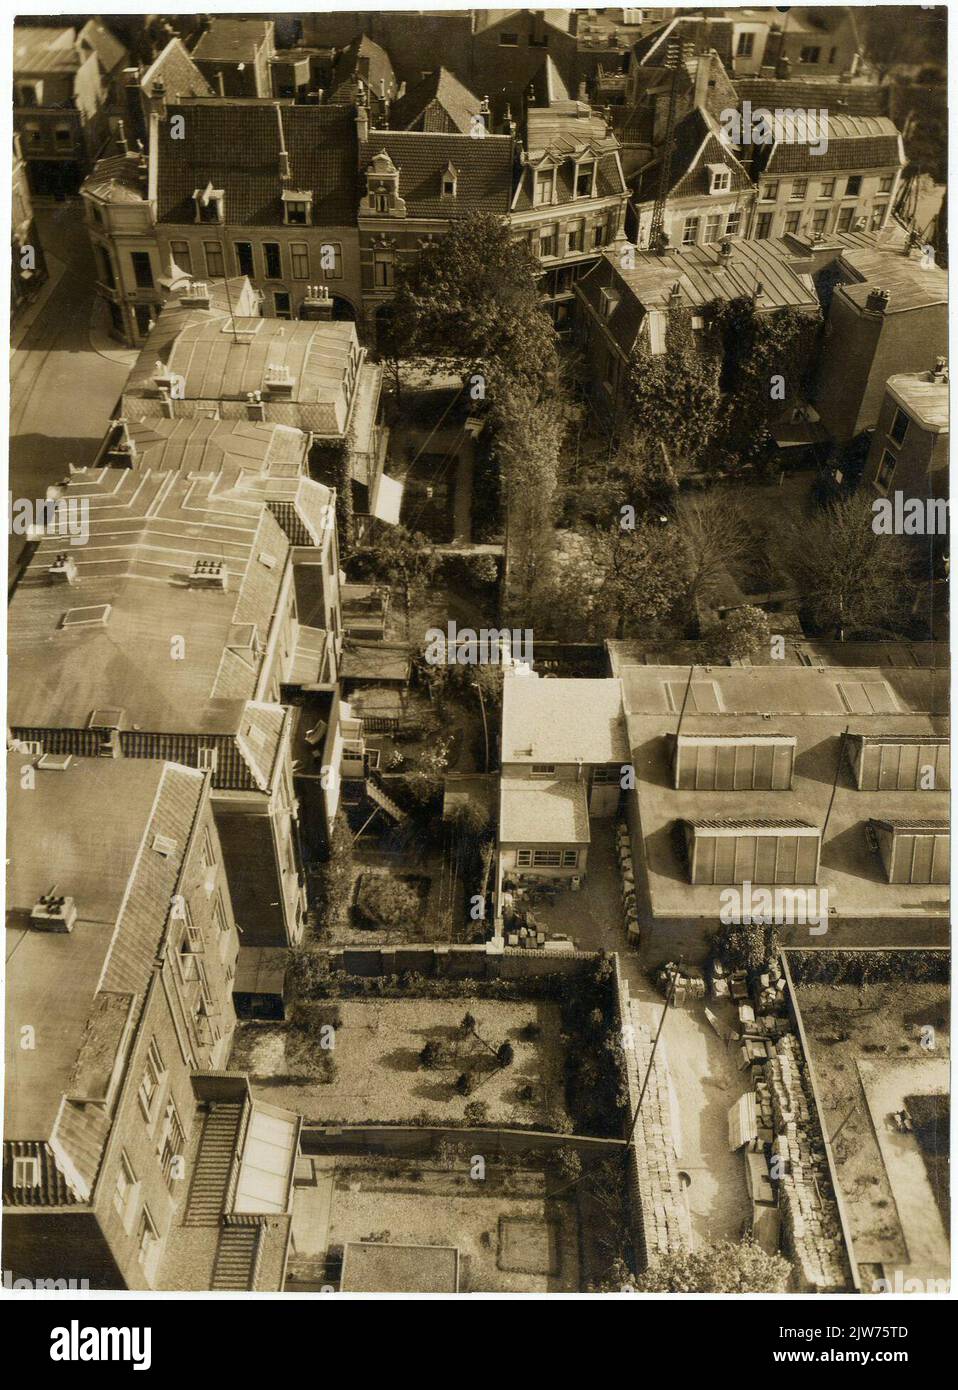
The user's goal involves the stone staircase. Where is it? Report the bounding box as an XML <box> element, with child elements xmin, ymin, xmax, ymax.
<box><xmin>184</xmin><ymin>1101</ymin><xmax>246</xmax><ymax>1226</ymax></box>
<box><xmin>211</xmin><ymin>1222</ymin><xmax>262</xmax><ymax>1291</ymax></box>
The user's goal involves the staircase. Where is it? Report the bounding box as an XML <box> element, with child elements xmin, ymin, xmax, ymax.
<box><xmin>184</xmin><ymin>1102</ymin><xmax>246</xmax><ymax>1225</ymax></box>
<box><xmin>211</xmin><ymin>1223</ymin><xmax>261</xmax><ymax>1291</ymax></box>
<box><xmin>366</xmin><ymin>775</ymin><xmax>407</xmax><ymax>825</ymax></box>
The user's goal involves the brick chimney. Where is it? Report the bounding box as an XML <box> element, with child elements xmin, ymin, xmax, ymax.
<box><xmin>865</xmin><ymin>287</ymin><xmax>890</xmax><ymax>315</ymax></box>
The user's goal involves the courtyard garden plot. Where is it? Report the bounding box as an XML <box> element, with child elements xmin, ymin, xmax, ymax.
<box><xmin>789</xmin><ymin>950</ymin><xmax>950</xmax><ymax>1287</ymax></box>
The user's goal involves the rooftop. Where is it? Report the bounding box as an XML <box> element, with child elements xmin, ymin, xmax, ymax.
<box><xmin>13</xmin><ymin>25</ymin><xmax>80</xmax><ymax>75</ymax></box>
<box><xmin>139</xmin><ymin>36</ymin><xmax>213</xmax><ymax>101</ymax></box>
<box><xmin>389</xmin><ymin>66</ymin><xmax>481</xmax><ymax>135</ymax></box>
<box><xmin>501</xmin><ymin>672</ymin><xmax>629</xmax><ymax>766</ymax></box>
<box><xmin>191</xmin><ymin>18</ymin><xmax>272</xmax><ymax>63</ymax></box>
<box><xmin>762</xmin><ymin>114</ymin><xmax>902</xmax><ymax>175</ymax></box>
<box><xmin>886</xmin><ymin>373</ymin><xmax>950</xmax><ymax>434</ymax></box>
<box><xmin>359</xmin><ymin>132</ymin><xmax>515</xmax><ymax>218</ymax></box>
<box><xmin>499</xmin><ymin>778</ymin><xmax>591</xmax><ymax>845</ymax></box>
<box><xmin>5</xmin><ymin>756</ymin><xmax>203</xmax><ymax>1147</ymax></box>
<box><xmin>836</xmin><ymin>245</ymin><xmax>949</xmax><ymax>314</ymax></box>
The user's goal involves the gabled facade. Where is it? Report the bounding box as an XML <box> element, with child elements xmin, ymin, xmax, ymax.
<box><xmin>190</xmin><ymin>17</ymin><xmax>276</xmax><ymax>98</ymax></box>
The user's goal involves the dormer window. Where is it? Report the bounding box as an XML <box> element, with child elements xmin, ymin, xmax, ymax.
<box><xmin>282</xmin><ymin>190</ymin><xmax>312</xmax><ymax>226</ymax></box>
<box><xmin>707</xmin><ymin>164</ymin><xmax>731</xmax><ymax>195</ymax></box>
<box><xmin>364</xmin><ymin>151</ymin><xmax>406</xmax><ymax>218</ymax></box>
<box><xmin>575</xmin><ymin>160</ymin><xmax>596</xmax><ymax>199</ymax></box>
<box><xmin>441</xmin><ymin>163</ymin><xmax>458</xmax><ymax>199</ymax></box>
<box><xmin>193</xmin><ymin>183</ymin><xmax>225</xmax><ymax>224</ymax></box>
<box><xmin>534</xmin><ymin>167</ymin><xmax>555</xmax><ymax>207</ymax></box>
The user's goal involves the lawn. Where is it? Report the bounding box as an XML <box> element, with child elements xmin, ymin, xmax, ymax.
<box><xmin>795</xmin><ymin>980</ymin><xmax>950</xmax><ymax>1268</ymax></box>
<box><xmin>231</xmin><ymin>998</ymin><xmax>568</xmax><ymax>1128</ymax></box>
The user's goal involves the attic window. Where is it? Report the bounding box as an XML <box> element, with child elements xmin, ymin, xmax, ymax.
<box><xmin>60</xmin><ymin>604</ymin><xmax>112</xmax><ymax>629</ymax></box>
<box><xmin>708</xmin><ymin>164</ymin><xmax>731</xmax><ymax>194</ymax></box>
<box><xmin>441</xmin><ymin>164</ymin><xmax>458</xmax><ymax>199</ymax></box>
<box><xmin>534</xmin><ymin>167</ymin><xmax>555</xmax><ymax>207</ymax></box>
<box><xmin>194</xmin><ymin>183</ymin><xmax>225</xmax><ymax>224</ymax></box>
<box><xmin>152</xmin><ymin>834</ymin><xmax>178</xmax><ymax>858</ymax></box>
<box><xmin>282</xmin><ymin>190</ymin><xmax>312</xmax><ymax>226</ymax></box>
<box><xmin>575</xmin><ymin>161</ymin><xmax>596</xmax><ymax>198</ymax></box>
<box><xmin>12</xmin><ymin>1156</ymin><xmax>41</xmax><ymax>1188</ymax></box>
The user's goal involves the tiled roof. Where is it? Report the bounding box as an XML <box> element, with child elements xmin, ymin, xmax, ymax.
<box><xmin>111</xmin><ymin>416</ymin><xmax>310</xmax><ymax>480</ymax></box>
<box><xmin>688</xmin><ymin>818</ymin><xmax>818</xmax><ymax>831</ymax></box>
<box><xmin>733</xmin><ymin>78</ymin><xmax>889</xmax><ymax>118</ymax></box>
<box><xmin>83</xmin><ymin>150</ymin><xmax>148</xmax><ymax>203</ymax></box>
<box><xmin>359</xmin><ymin>132</ymin><xmax>515</xmax><ymax>217</ymax></box>
<box><xmin>141</xmin><ymin>36</ymin><xmax>213</xmax><ymax>100</ymax></box>
<box><xmin>329</xmin><ymin>33</ymin><xmax>396</xmax><ymax>106</ymax></box>
<box><xmin>78</xmin><ymin>19</ymin><xmax>127</xmax><ymax>76</ymax></box>
<box><xmin>3</xmin><ymin>1141</ymin><xmax>81</xmax><ymax>1206</ymax></box>
<box><xmin>192</xmin><ymin>18</ymin><xmax>271</xmax><ymax>63</ymax></box>
<box><xmin>512</xmin><ymin>145</ymin><xmax>625</xmax><ymax>210</ymax></box>
<box><xmin>635</xmin><ymin>107</ymin><xmax>751</xmax><ymax>201</ymax></box>
<box><xmin>764</xmin><ymin>114</ymin><xmax>902</xmax><ymax>175</ymax></box>
<box><xmin>389</xmin><ymin>67</ymin><xmax>481</xmax><ymax>135</ymax></box>
<box><xmin>156</xmin><ymin>103</ymin><xmax>358</xmax><ymax>227</ymax></box>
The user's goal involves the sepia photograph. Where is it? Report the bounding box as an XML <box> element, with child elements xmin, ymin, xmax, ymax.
<box><xmin>1</xmin><ymin>1</ymin><xmax>952</xmax><ymax>1345</ymax></box>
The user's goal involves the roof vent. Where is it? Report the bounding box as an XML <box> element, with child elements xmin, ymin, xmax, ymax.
<box><xmin>30</xmin><ymin>888</ymin><xmax>78</xmax><ymax>933</ymax></box>
<box><xmin>179</xmin><ymin>279</ymin><xmax>211</xmax><ymax>310</ymax></box>
<box><xmin>152</xmin><ymin>834</ymin><xmax>178</xmax><ymax>858</ymax></box>
<box><xmin>106</xmin><ymin>417</ymin><xmax>137</xmax><ymax>466</ymax></box>
<box><xmin>865</xmin><ymin>287</ymin><xmax>890</xmax><ymax>314</ymax></box>
<box><xmin>264</xmin><ymin>362</ymin><xmax>295</xmax><ymax>397</ymax></box>
<box><xmin>37</xmin><ymin>753</ymin><xmax>73</xmax><ymax>771</ymax></box>
<box><xmin>48</xmin><ymin>552</ymin><xmax>78</xmax><ymax>585</ymax></box>
<box><xmin>189</xmin><ymin>558</ymin><xmax>228</xmax><ymax>590</ymax></box>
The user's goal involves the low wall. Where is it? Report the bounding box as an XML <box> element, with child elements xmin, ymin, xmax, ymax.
<box><xmin>325</xmin><ymin>943</ymin><xmax>601</xmax><ymax>980</ymax></box>
<box><xmin>300</xmin><ymin>1124</ymin><xmax>625</xmax><ymax>1159</ymax></box>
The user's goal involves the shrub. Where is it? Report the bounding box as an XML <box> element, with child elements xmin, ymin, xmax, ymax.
<box><xmin>464</xmin><ymin>1100</ymin><xmax>489</xmax><ymax>1126</ymax></box>
<box><xmin>356</xmin><ymin>874</ymin><xmax>422</xmax><ymax>929</ymax></box>
<box><xmin>497</xmin><ymin>1040</ymin><xmax>515</xmax><ymax>1069</ymax></box>
<box><xmin>419</xmin><ymin>1039</ymin><xmax>444</xmax><ymax>1070</ymax></box>
<box><xmin>454</xmin><ymin>1072</ymin><xmax>475</xmax><ymax>1096</ymax></box>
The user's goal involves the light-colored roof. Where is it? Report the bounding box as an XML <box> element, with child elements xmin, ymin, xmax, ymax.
<box><xmin>13</xmin><ymin>25</ymin><xmax>79</xmax><ymax>75</ymax></box>
<box><xmin>837</xmin><ymin>246</ymin><xmax>948</xmax><ymax>313</ymax></box>
<box><xmin>501</xmin><ymin>673</ymin><xmax>628</xmax><ymax>765</ymax></box>
<box><xmin>499</xmin><ymin>777</ymin><xmax>591</xmax><ymax>844</ymax></box>
<box><xmin>886</xmin><ymin>373</ymin><xmax>950</xmax><ymax>433</ymax></box>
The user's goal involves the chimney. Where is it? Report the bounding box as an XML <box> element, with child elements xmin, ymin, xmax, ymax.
<box><xmin>48</xmin><ymin>552</ymin><xmax>78</xmax><ymax>585</ymax></box>
<box><xmin>300</xmin><ymin>284</ymin><xmax>334</xmax><ymax>321</ymax></box>
<box><xmin>865</xmin><ymin>287</ymin><xmax>890</xmax><ymax>315</ymax></box>
<box><xmin>179</xmin><ymin>279</ymin><xmax>211</xmax><ymax>310</ymax></box>
<box><xmin>275</xmin><ymin>103</ymin><xmax>291</xmax><ymax>181</ymax></box>
<box><xmin>932</xmin><ymin>356</ymin><xmax>948</xmax><ymax>383</ymax></box>
<box><xmin>148</xmin><ymin>78</ymin><xmax>167</xmax><ymax>120</ymax></box>
<box><xmin>717</xmin><ymin>237</ymin><xmax>733</xmax><ymax>266</ymax></box>
<box><xmin>106</xmin><ymin>417</ymin><xmax>137</xmax><ymax>466</ymax></box>
<box><xmin>115</xmin><ymin>119</ymin><xmax>128</xmax><ymax>156</ymax></box>
<box><xmin>264</xmin><ymin>362</ymin><xmax>296</xmax><ymax>397</ymax></box>
<box><xmin>356</xmin><ymin>88</ymin><xmax>369</xmax><ymax>143</ymax></box>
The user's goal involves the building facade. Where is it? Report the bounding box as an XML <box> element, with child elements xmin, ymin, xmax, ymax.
<box><xmin>13</xmin><ymin>23</ymin><xmax>110</xmax><ymax>196</ymax></box>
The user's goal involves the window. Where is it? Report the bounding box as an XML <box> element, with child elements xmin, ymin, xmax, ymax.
<box><xmin>879</xmin><ymin>175</ymin><xmax>894</xmax><ymax>194</ymax></box>
<box><xmin>263</xmin><ymin>242</ymin><xmax>282</xmax><ymax>279</ymax></box>
<box><xmin>12</xmin><ymin>1155</ymin><xmax>40</xmax><ymax>1188</ymax></box>
<box><xmin>784</xmin><ymin>211</ymin><xmax>801</xmax><ymax>234</ymax></box>
<box><xmin>811</xmin><ymin>208</ymin><xmax>829</xmax><ymax>237</ymax></box>
<box><xmin>169</xmin><ymin>239</ymin><xmax>192</xmax><ymax>276</ymax></box>
<box><xmin>516</xmin><ymin>849</ymin><xmax>577</xmax><ymax>868</ymax></box>
<box><xmin>130</xmin><ymin>251</ymin><xmax>154</xmax><ymax>290</ymax></box>
<box><xmin>703</xmin><ymin>213</ymin><xmax>722</xmax><ymax>244</ymax></box>
<box><xmin>534</xmin><ymin>168</ymin><xmax>555</xmax><ymax>206</ymax></box>
<box><xmin>374</xmin><ymin>252</ymin><xmax>395</xmax><ymax>288</ymax></box>
<box><xmin>790</xmin><ymin>178</ymin><xmax>808</xmax><ymax>200</ymax></box>
<box><xmin>889</xmin><ymin>406</ymin><xmax>910</xmax><ymax>446</ymax></box>
<box><xmin>682</xmin><ymin>216</ymin><xmax>699</xmax><ymax>246</ymax></box>
<box><xmin>755</xmin><ymin>212</ymin><xmax>772</xmax><ymax>240</ymax></box>
<box><xmin>762</xmin><ymin>182</ymin><xmax>778</xmax><ymax>201</ymax></box>
<box><xmin>197</xmin><ymin>746</ymin><xmax>218</xmax><ymax>773</ymax></box>
<box><xmin>592</xmin><ymin>222</ymin><xmax>608</xmax><ymax>248</ymax></box>
<box><xmin>137</xmin><ymin>1206</ymin><xmax>160</xmax><ymax>1270</ymax></box>
<box><xmin>204</xmin><ymin>242</ymin><xmax>224</xmax><ymax>278</ymax></box>
<box><xmin>157</xmin><ymin>1099</ymin><xmax>186</xmax><ymax>1190</ymax></box>
<box><xmin>17</xmin><ymin>82</ymin><xmax>41</xmax><ymax>106</ymax></box>
<box><xmin>800</xmin><ymin>46</ymin><xmax>821</xmax><ymax>64</ymax></box>
<box><xmin>54</xmin><ymin>123</ymin><xmax>74</xmax><ymax>148</ymax></box>
<box><xmin>561</xmin><ymin>849</ymin><xmax>578</xmax><ymax>868</ymax></box>
<box><xmin>710</xmin><ymin>167</ymin><xmax>731</xmax><ymax>193</ymax></box>
<box><xmin>837</xmin><ymin>206</ymin><xmax>854</xmax><ymax>232</ymax></box>
<box><xmin>234</xmin><ymin>241</ymin><xmax>254</xmax><ymax>277</ymax></box>
<box><xmin>499</xmin><ymin>32</ymin><xmax>519</xmax><ymax>46</ymax></box>
<box><xmin>538</xmin><ymin>226</ymin><xmax>557</xmax><ymax>257</ymax></box>
<box><xmin>871</xmin><ymin>203</ymin><xmax>887</xmax><ymax>230</ymax></box>
<box><xmin>273</xmin><ymin>291</ymin><xmax>291</xmax><ymax>319</ymax></box>
<box><xmin>736</xmin><ymin>32</ymin><xmax>755</xmax><ymax>57</ymax></box>
<box><xmin>567</xmin><ymin>221</ymin><xmax>584</xmax><ymax>253</ymax></box>
<box><xmin>284</xmin><ymin>198</ymin><xmax>309</xmax><ymax>226</ymax></box>
<box><xmin>725</xmin><ymin>209</ymin><xmax>742</xmax><ymax>237</ymax></box>
<box><xmin>819</xmin><ymin>179</ymin><xmax>835</xmax><ymax>198</ymax></box>
<box><xmin>138</xmin><ymin>1040</ymin><xmax>165</xmax><ymax>1122</ymax></box>
<box><xmin>575</xmin><ymin>161</ymin><xmax>595</xmax><ymax>198</ymax></box>
<box><xmin>876</xmin><ymin>449</ymin><xmax>896</xmax><ymax>492</ymax></box>
<box><xmin>23</xmin><ymin>122</ymin><xmax>42</xmax><ymax>147</ymax></box>
<box><xmin>113</xmin><ymin>1153</ymin><xmax>138</xmax><ymax>1229</ymax></box>
<box><xmin>530</xmin><ymin>763</ymin><xmax>556</xmax><ymax>778</ymax></box>
<box><xmin>290</xmin><ymin>242</ymin><xmax>309</xmax><ymax>279</ymax></box>
<box><xmin>98</xmin><ymin>247</ymin><xmax>115</xmax><ymax>289</ymax></box>
<box><xmin>845</xmin><ymin>175</ymin><xmax>862</xmax><ymax>197</ymax></box>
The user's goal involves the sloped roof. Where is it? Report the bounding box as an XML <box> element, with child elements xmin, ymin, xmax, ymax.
<box><xmin>141</xmin><ymin>35</ymin><xmax>213</xmax><ymax>101</ymax></box>
<box><xmin>635</xmin><ymin>106</ymin><xmax>751</xmax><ymax>201</ymax></box>
<box><xmin>329</xmin><ymin>33</ymin><xmax>397</xmax><ymax>105</ymax></box>
<box><xmin>836</xmin><ymin>245</ymin><xmax>948</xmax><ymax>313</ymax></box>
<box><xmin>359</xmin><ymin>132</ymin><xmax>514</xmax><ymax>217</ymax></box>
<box><xmin>156</xmin><ymin>103</ymin><xmax>358</xmax><ymax>226</ymax></box>
<box><xmin>764</xmin><ymin>114</ymin><xmax>902</xmax><ymax>175</ymax></box>
<box><xmin>192</xmin><ymin>17</ymin><xmax>271</xmax><ymax>63</ymax></box>
<box><xmin>13</xmin><ymin>24</ymin><xmax>79</xmax><ymax>75</ymax></box>
<box><xmin>733</xmin><ymin>77</ymin><xmax>889</xmax><ymax>119</ymax></box>
<box><xmin>389</xmin><ymin>67</ymin><xmax>481</xmax><ymax>134</ymax></box>
<box><xmin>633</xmin><ymin>15</ymin><xmax>734</xmax><ymax>67</ymax></box>
<box><xmin>77</xmin><ymin>19</ymin><xmax>127</xmax><ymax>76</ymax></box>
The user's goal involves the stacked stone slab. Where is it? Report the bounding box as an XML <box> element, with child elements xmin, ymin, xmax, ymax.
<box><xmin>615</xmin><ymin>818</ymin><xmax>640</xmax><ymax>943</ymax></box>
<box><xmin>767</xmin><ymin>1034</ymin><xmax>850</xmax><ymax>1291</ymax></box>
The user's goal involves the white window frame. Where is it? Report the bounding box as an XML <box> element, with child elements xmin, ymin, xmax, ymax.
<box><xmin>530</xmin><ymin>763</ymin><xmax>556</xmax><ymax>778</ymax></box>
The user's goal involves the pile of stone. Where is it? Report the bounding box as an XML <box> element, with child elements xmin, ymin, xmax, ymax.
<box><xmin>654</xmin><ymin>961</ymin><xmax>705</xmax><ymax>1003</ymax></box>
<box><xmin>614</xmin><ymin>819</ymin><xmax>640</xmax><ymax>944</ymax></box>
<box><xmin>754</xmin><ymin>960</ymin><xmax>789</xmax><ymax>1015</ymax></box>
<box><xmin>767</xmin><ymin>1034</ymin><xmax>849</xmax><ymax>1291</ymax></box>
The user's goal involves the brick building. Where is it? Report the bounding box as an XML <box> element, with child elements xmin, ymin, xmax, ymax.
<box><xmin>13</xmin><ymin>23</ymin><xmax>111</xmax><ymax>196</ymax></box>
<box><xmin>190</xmin><ymin>17</ymin><xmax>276</xmax><ymax>98</ymax></box>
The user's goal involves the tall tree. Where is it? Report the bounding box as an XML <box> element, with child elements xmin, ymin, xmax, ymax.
<box><xmin>626</xmin><ymin>303</ymin><xmax>721</xmax><ymax>475</ymax></box>
<box><xmin>596</xmin><ymin>522</ymin><xmax>688</xmax><ymax>639</ymax></box>
<box><xmin>628</xmin><ymin>1239</ymin><xmax>790</xmax><ymax>1294</ymax></box>
<box><xmin>784</xmin><ymin>492</ymin><xmax>914</xmax><ymax>639</ymax></box>
<box><xmin>675</xmin><ymin>490</ymin><xmax>750</xmax><ymax>632</ymax></box>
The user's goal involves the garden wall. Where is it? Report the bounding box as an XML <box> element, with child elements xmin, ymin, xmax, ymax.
<box><xmin>326</xmin><ymin>943</ymin><xmax>601</xmax><ymax>980</ymax></box>
<box><xmin>299</xmin><ymin>1124</ymin><xmax>625</xmax><ymax>1159</ymax></box>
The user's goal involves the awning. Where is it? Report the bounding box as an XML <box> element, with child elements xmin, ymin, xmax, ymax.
<box><xmin>289</xmin><ymin>626</ymin><xmax>329</xmax><ymax>685</ymax></box>
<box><xmin>370</xmin><ymin>471</ymin><xmax>404</xmax><ymax>525</ymax></box>
<box><xmin>233</xmin><ymin>1103</ymin><xmax>299</xmax><ymax>1215</ymax></box>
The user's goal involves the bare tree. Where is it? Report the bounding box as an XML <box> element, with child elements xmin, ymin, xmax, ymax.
<box><xmin>676</xmin><ymin>490</ymin><xmax>750</xmax><ymax>631</ymax></box>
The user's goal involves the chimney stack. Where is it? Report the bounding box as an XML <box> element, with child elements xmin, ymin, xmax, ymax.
<box><xmin>149</xmin><ymin>78</ymin><xmax>167</xmax><ymax>121</ymax></box>
<box><xmin>865</xmin><ymin>287</ymin><xmax>890</xmax><ymax>315</ymax></box>
<box><xmin>356</xmin><ymin>86</ymin><xmax>369</xmax><ymax>143</ymax></box>
<box><xmin>932</xmin><ymin>356</ymin><xmax>948</xmax><ymax>383</ymax></box>
<box><xmin>717</xmin><ymin>237</ymin><xmax>733</xmax><ymax>266</ymax></box>
<box><xmin>106</xmin><ymin>417</ymin><xmax>137</xmax><ymax>466</ymax></box>
<box><xmin>115</xmin><ymin>119</ymin><xmax>128</xmax><ymax>156</ymax></box>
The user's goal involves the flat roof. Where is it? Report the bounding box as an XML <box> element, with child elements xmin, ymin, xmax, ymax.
<box><xmin>340</xmin><ymin>1241</ymin><xmax>459</xmax><ymax>1294</ymax></box>
<box><xmin>886</xmin><ymin>373</ymin><xmax>949</xmax><ymax>433</ymax></box>
<box><xmin>838</xmin><ymin>247</ymin><xmax>948</xmax><ymax>313</ymax></box>
<box><xmin>499</xmin><ymin>778</ymin><xmax>590</xmax><ymax>845</ymax></box>
<box><xmin>501</xmin><ymin>673</ymin><xmax>628</xmax><ymax>766</ymax></box>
